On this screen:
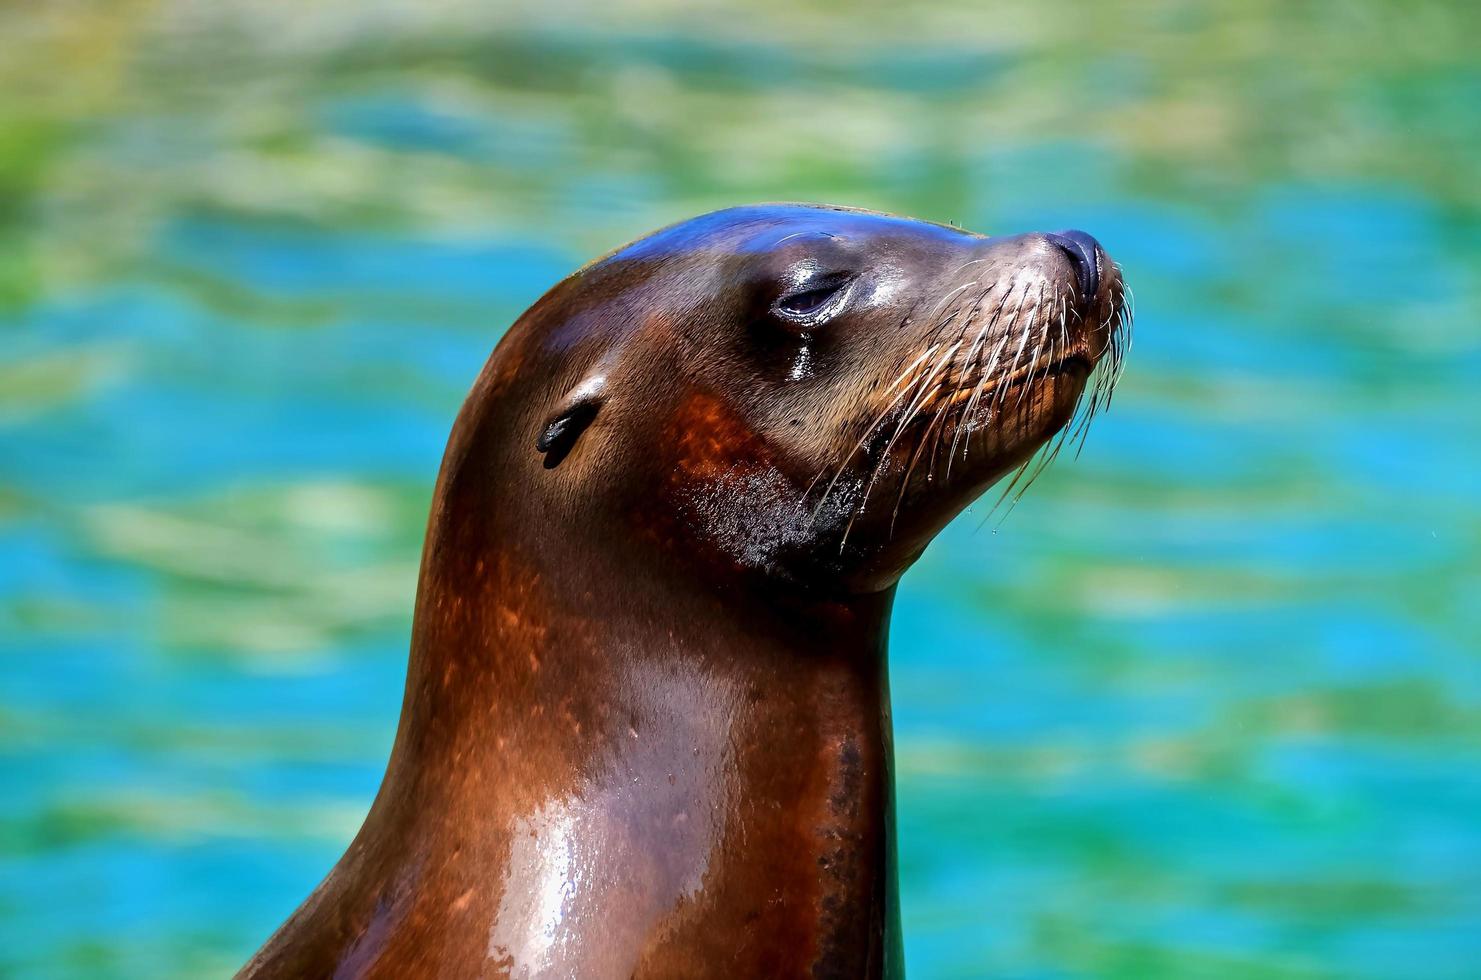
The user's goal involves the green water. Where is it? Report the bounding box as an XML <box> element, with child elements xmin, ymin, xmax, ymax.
<box><xmin>1</xmin><ymin>2</ymin><xmax>1478</xmax><ymax>977</ymax></box>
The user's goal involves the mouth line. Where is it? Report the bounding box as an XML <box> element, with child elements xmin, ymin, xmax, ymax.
<box><xmin>938</xmin><ymin>349</ymin><xmax>1094</xmax><ymax>413</ymax></box>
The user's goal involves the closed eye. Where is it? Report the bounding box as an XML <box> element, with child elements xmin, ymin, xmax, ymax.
<box><xmin>774</xmin><ymin>273</ymin><xmax>854</xmax><ymax>324</ymax></box>
<box><xmin>779</xmin><ymin>285</ymin><xmax>840</xmax><ymax>316</ymax></box>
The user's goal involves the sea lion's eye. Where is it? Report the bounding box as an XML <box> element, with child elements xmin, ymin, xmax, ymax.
<box><xmin>778</xmin><ymin>285</ymin><xmax>839</xmax><ymax>316</ymax></box>
<box><xmin>773</xmin><ymin>273</ymin><xmax>854</xmax><ymax>326</ymax></box>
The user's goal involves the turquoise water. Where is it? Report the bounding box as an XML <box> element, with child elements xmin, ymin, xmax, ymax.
<box><xmin>1</xmin><ymin>3</ymin><xmax>1479</xmax><ymax>978</ymax></box>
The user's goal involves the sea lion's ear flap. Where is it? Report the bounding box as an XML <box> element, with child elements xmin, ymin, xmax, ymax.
<box><xmin>536</xmin><ymin>375</ymin><xmax>606</xmax><ymax>469</ymax></box>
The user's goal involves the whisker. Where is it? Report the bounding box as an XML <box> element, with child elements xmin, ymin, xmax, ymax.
<box><xmin>889</xmin><ymin>380</ymin><xmax>952</xmax><ymax>535</ymax></box>
<box><xmin>807</xmin><ymin>339</ymin><xmax>941</xmax><ymax>515</ymax></box>
<box><xmin>1010</xmin><ymin>283</ymin><xmax>1049</xmax><ymax>410</ymax></box>
<box><xmin>945</xmin><ymin>282</ymin><xmax>1010</xmax><ymax>477</ymax></box>
<box><xmin>840</xmin><ymin>338</ymin><xmax>963</xmax><ymax>550</ymax></box>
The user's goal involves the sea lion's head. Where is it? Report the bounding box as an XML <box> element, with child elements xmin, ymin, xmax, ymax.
<box><xmin>460</xmin><ymin>204</ymin><xmax>1130</xmax><ymax>595</ymax></box>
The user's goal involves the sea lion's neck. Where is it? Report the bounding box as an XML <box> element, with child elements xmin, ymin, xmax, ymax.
<box><xmin>362</xmin><ymin>539</ymin><xmax>905</xmax><ymax>976</ymax></box>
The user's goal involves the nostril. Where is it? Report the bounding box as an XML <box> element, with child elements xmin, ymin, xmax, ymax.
<box><xmin>1045</xmin><ymin>229</ymin><xmax>1101</xmax><ymax>301</ymax></box>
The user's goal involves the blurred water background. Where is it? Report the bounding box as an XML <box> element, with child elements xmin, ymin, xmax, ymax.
<box><xmin>1</xmin><ymin>2</ymin><xmax>1478</xmax><ymax>977</ymax></box>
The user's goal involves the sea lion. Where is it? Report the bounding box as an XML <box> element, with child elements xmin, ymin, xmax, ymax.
<box><xmin>238</xmin><ymin>204</ymin><xmax>1131</xmax><ymax>979</ymax></box>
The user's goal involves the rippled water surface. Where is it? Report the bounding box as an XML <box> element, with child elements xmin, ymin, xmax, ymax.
<box><xmin>2</xmin><ymin>3</ymin><xmax>1479</xmax><ymax>977</ymax></box>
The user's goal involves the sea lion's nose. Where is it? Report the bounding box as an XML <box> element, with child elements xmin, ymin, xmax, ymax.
<box><xmin>1045</xmin><ymin>229</ymin><xmax>1102</xmax><ymax>300</ymax></box>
